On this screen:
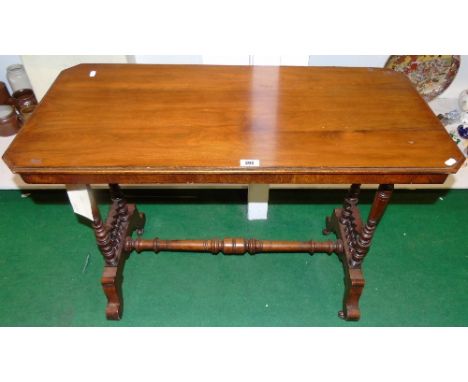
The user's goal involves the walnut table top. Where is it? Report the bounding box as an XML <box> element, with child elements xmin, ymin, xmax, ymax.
<box><xmin>3</xmin><ymin>64</ymin><xmax>464</xmax><ymax>185</ymax></box>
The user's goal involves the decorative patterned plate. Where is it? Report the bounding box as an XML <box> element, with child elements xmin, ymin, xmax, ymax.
<box><xmin>385</xmin><ymin>55</ymin><xmax>460</xmax><ymax>101</ymax></box>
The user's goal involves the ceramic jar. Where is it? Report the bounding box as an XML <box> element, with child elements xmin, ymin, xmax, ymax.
<box><xmin>0</xmin><ymin>81</ymin><xmax>11</xmax><ymax>104</ymax></box>
<box><xmin>12</xmin><ymin>89</ymin><xmax>37</xmax><ymax>111</ymax></box>
<box><xmin>0</xmin><ymin>105</ymin><xmax>21</xmax><ymax>136</ymax></box>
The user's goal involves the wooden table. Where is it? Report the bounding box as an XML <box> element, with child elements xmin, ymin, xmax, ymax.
<box><xmin>3</xmin><ymin>64</ymin><xmax>464</xmax><ymax>321</ymax></box>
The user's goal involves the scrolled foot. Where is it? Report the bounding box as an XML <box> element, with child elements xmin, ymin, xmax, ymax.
<box><xmin>106</xmin><ymin>303</ymin><xmax>122</xmax><ymax>320</ymax></box>
<box><xmin>338</xmin><ymin>307</ymin><xmax>360</xmax><ymax>321</ymax></box>
<box><xmin>340</xmin><ymin>268</ymin><xmax>364</xmax><ymax>321</ymax></box>
<box><xmin>102</xmin><ymin>266</ymin><xmax>124</xmax><ymax>320</ymax></box>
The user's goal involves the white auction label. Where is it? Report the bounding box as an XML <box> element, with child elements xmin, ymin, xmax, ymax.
<box><xmin>240</xmin><ymin>159</ymin><xmax>260</xmax><ymax>167</ymax></box>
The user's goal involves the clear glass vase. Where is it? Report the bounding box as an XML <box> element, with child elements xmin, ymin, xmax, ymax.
<box><xmin>7</xmin><ymin>64</ymin><xmax>33</xmax><ymax>93</ymax></box>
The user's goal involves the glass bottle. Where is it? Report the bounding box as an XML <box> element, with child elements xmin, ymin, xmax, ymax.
<box><xmin>7</xmin><ymin>64</ymin><xmax>33</xmax><ymax>93</ymax></box>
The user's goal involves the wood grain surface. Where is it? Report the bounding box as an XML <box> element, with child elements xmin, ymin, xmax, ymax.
<box><xmin>3</xmin><ymin>64</ymin><xmax>464</xmax><ymax>184</ymax></box>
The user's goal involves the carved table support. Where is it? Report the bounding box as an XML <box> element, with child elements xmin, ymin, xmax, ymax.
<box><xmin>91</xmin><ymin>184</ymin><xmax>146</xmax><ymax>319</ymax></box>
<box><xmin>324</xmin><ymin>184</ymin><xmax>393</xmax><ymax>320</ymax></box>
<box><xmin>89</xmin><ymin>183</ymin><xmax>393</xmax><ymax>321</ymax></box>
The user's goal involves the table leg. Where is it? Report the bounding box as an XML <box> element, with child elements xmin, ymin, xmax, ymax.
<box><xmin>351</xmin><ymin>184</ymin><xmax>394</xmax><ymax>267</ymax></box>
<box><xmin>324</xmin><ymin>184</ymin><xmax>393</xmax><ymax>320</ymax></box>
<box><xmin>91</xmin><ymin>184</ymin><xmax>145</xmax><ymax>320</ymax></box>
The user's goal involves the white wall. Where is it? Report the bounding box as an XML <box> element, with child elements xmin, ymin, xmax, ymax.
<box><xmin>134</xmin><ymin>55</ymin><xmax>203</xmax><ymax>64</ymax></box>
<box><xmin>308</xmin><ymin>55</ymin><xmax>389</xmax><ymax>68</ymax></box>
<box><xmin>135</xmin><ymin>55</ymin><xmax>310</xmax><ymax>66</ymax></box>
<box><xmin>202</xmin><ymin>56</ymin><xmax>250</xmax><ymax>65</ymax></box>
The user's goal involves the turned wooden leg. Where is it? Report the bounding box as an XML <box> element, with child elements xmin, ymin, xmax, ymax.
<box><xmin>339</xmin><ymin>184</ymin><xmax>361</xmax><ymax>225</ymax></box>
<box><xmin>323</xmin><ymin>184</ymin><xmax>360</xmax><ymax>236</ymax></box>
<box><xmin>91</xmin><ymin>184</ymin><xmax>146</xmax><ymax>320</ymax></box>
<box><xmin>351</xmin><ymin>184</ymin><xmax>393</xmax><ymax>267</ymax></box>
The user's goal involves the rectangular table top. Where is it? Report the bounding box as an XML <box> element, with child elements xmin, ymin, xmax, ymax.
<box><xmin>3</xmin><ymin>64</ymin><xmax>464</xmax><ymax>184</ymax></box>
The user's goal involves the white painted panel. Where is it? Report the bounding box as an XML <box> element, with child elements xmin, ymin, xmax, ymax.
<box><xmin>134</xmin><ymin>55</ymin><xmax>203</xmax><ymax>64</ymax></box>
<box><xmin>280</xmin><ymin>56</ymin><xmax>309</xmax><ymax>66</ymax></box>
<box><xmin>66</xmin><ymin>185</ymin><xmax>94</xmax><ymax>221</ymax></box>
<box><xmin>250</xmin><ymin>56</ymin><xmax>281</xmax><ymax>65</ymax></box>
<box><xmin>308</xmin><ymin>55</ymin><xmax>389</xmax><ymax>67</ymax></box>
<box><xmin>248</xmin><ymin>184</ymin><xmax>269</xmax><ymax>220</ymax></box>
<box><xmin>211</xmin><ymin>55</ymin><xmax>307</xmax><ymax>66</ymax></box>
<box><xmin>202</xmin><ymin>56</ymin><xmax>250</xmax><ymax>65</ymax></box>
<box><xmin>248</xmin><ymin>55</ymin><xmax>283</xmax><ymax>218</ymax></box>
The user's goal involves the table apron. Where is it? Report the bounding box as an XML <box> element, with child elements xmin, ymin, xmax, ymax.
<box><xmin>20</xmin><ymin>172</ymin><xmax>448</xmax><ymax>185</ymax></box>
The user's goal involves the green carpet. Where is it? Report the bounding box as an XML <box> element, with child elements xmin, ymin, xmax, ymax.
<box><xmin>0</xmin><ymin>188</ymin><xmax>466</xmax><ymax>326</ymax></box>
